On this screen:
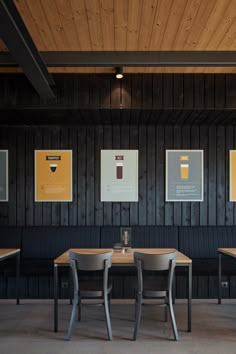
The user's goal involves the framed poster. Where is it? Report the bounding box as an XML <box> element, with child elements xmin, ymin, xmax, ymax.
<box><xmin>166</xmin><ymin>150</ymin><xmax>203</xmax><ymax>202</ymax></box>
<box><xmin>229</xmin><ymin>150</ymin><xmax>236</xmax><ymax>201</ymax></box>
<box><xmin>101</xmin><ymin>150</ymin><xmax>138</xmax><ymax>202</ymax></box>
<box><xmin>35</xmin><ymin>150</ymin><xmax>72</xmax><ymax>202</ymax></box>
<box><xmin>0</xmin><ymin>150</ymin><xmax>8</xmax><ymax>201</ymax></box>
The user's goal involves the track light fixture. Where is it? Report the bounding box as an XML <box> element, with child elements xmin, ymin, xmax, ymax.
<box><xmin>115</xmin><ymin>67</ymin><xmax>123</xmax><ymax>79</ymax></box>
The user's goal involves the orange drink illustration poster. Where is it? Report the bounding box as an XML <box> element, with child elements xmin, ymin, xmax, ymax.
<box><xmin>35</xmin><ymin>150</ymin><xmax>72</xmax><ymax>202</ymax></box>
<box><xmin>166</xmin><ymin>150</ymin><xmax>203</xmax><ymax>202</ymax></box>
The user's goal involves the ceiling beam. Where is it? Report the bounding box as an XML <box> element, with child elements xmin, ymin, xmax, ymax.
<box><xmin>1</xmin><ymin>51</ymin><xmax>236</xmax><ymax>68</ymax></box>
<box><xmin>0</xmin><ymin>0</ymin><xmax>55</xmax><ymax>100</ymax></box>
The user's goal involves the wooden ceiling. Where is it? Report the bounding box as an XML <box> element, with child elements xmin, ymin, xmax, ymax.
<box><xmin>1</xmin><ymin>0</ymin><xmax>236</xmax><ymax>73</ymax></box>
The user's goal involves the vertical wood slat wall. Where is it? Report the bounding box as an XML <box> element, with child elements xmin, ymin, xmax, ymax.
<box><xmin>0</xmin><ymin>125</ymin><xmax>235</xmax><ymax>227</ymax></box>
<box><xmin>0</xmin><ymin>73</ymin><xmax>236</xmax><ymax>111</ymax></box>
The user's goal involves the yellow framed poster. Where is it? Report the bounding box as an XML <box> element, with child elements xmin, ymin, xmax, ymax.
<box><xmin>35</xmin><ymin>150</ymin><xmax>72</xmax><ymax>202</ymax></box>
<box><xmin>230</xmin><ymin>150</ymin><xmax>236</xmax><ymax>201</ymax></box>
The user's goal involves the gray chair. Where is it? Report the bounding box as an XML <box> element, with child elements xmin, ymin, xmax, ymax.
<box><xmin>66</xmin><ymin>251</ymin><xmax>113</xmax><ymax>341</ymax></box>
<box><xmin>133</xmin><ymin>251</ymin><xmax>179</xmax><ymax>341</ymax></box>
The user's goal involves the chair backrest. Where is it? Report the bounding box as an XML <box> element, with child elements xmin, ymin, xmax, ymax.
<box><xmin>69</xmin><ymin>251</ymin><xmax>113</xmax><ymax>295</ymax></box>
<box><xmin>134</xmin><ymin>251</ymin><xmax>177</xmax><ymax>294</ymax></box>
<box><xmin>69</xmin><ymin>251</ymin><xmax>113</xmax><ymax>271</ymax></box>
<box><xmin>134</xmin><ymin>251</ymin><xmax>177</xmax><ymax>271</ymax></box>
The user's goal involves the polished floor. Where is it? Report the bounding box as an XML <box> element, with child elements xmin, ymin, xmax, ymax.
<box><xmin>0</xmin><ymin>299</ymin><xmax>235</xmax><ymax>354</ymax></box>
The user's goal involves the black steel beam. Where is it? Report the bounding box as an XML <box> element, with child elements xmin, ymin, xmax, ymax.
<box><xmin>43</xmin><ymin>51</ymin><xmax>236</xmax><ymax>67</ymax></box>
<box><xmin>1</xmin><ymin>51</ymin><xmax>235</xmax><ymax>68</ymax></box>
<box><xmin>0</xmin><ymin>0</ymin><xmax>55</xmax><ymax>100</ymax></box>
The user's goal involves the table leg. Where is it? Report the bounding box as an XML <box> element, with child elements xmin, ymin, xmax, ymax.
<box><xmin>188</xmin><ymin>263</ymin><xmax>192</xmax><ymax>332</ymax></box>
<box><xmin>218</xmin><ymin>253</ymin><xmax>222</xmax><ymax>304</ymax></box>
<box><xmin>16</xmin><ymin>252</ymin><xmax>20</xmax><ymax>305</ymax></box>
<box><xmin>54</xmin><ymin>264</ymin><xmax>58</xmax><ymax>332</ymax></box>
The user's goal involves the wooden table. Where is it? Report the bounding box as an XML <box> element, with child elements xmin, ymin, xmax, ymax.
<box><xmin>54</xmin><ymin>248</ymin><xmax>192</xmax><ymax>333</ymax></box>
<box><xmin>218</xmin><ymin>248</ymin><xmax>236</xmax><ymax>304</ymax></box>
<box><xmin>0</xmin><ymin>248</ymin><xmax>20</xmax><ymax>304</ymax></box>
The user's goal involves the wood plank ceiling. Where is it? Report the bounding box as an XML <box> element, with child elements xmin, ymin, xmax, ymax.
<box><xmin>0</xmin><ymin>0</ymin><xmax>236</xmax><ymax>73</ymax></box>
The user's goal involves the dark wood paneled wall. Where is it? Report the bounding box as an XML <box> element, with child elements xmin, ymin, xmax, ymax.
<box><xmin>0</xmin><ymin>125</ymin><xmax>235</xmax><ymax>227</ymax></box>
<box><xmin>0</xmin><ymin>73</ymin><xmax>236</xmax><ymax>110</ymax></box>
<box><xmin>1</xmin><ymin>73</ymin><xmax>236</xmax><ymax>300</ymax></box>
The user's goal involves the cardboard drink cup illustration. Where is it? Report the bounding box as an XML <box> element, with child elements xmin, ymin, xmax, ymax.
<box><xmin>50</xmin><ymin>164</ymin><xmax>57</xmax><ymax>173</ymax></box>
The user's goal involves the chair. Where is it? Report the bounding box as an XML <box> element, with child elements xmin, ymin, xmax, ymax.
<box><xmin>66</xmin><ymin>251</ymin><xmax>113</xmax><ymax>341</ymax></box>
<box><xmin>133</xmin><ymin>251</ymin><xmax>179</xmax><ymax>341</ymax></box>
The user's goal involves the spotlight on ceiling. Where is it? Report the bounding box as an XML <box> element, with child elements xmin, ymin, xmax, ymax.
<box><xmin>115</xmin><ymin>67</ymin><xmax>123</xmax><ymax>79</ymax></box>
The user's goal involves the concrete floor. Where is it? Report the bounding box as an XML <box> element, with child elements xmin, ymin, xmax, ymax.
<box><xmin>0</xmin><ymin>299</ymin><xmax>235</xmax><ymax>354</ymax></box>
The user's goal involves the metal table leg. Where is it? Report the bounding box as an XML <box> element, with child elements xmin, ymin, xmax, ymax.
<box><xmin>54</xmin><ymin>264</ymin><xmax>58</xmax><ymax>332</ymax></box>
<box><xmin>218</xmin><ymin>253</ymin><xmax>222</xmax><ymax>304</ymax></box>
<box><xmin>188</xmin><ymin>263</ymin><xmax>192</xmax><ymax>332</ymax></box>
<box><xmin>16</xmin><ymin>252</ymin><xmax>20</xmax><ymax>305</ymax></box>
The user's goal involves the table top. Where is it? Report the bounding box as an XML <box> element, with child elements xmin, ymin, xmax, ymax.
<box><xmin>218</xmin><ymin>248</ymin><xmax>236</xmax><ymax>258</ymax></box>
<box><xmin>54</xmin><ymin>248</ymin><xmax>192</xmax><ymax>265</ymax></box>
<box><xmin>0</xmin><ymin>248</ymin><xmax>20</xmax><ymax>260</ymax></box>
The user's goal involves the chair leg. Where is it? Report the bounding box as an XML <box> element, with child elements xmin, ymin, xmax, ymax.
<box><xmin>172</xmin><ymin>273</ymin><xmax>176</xmax><ymax>305</ymax></box>
<box><xmin>69</xmin><ymin>268</ymin><xmax>73</xmax><ymax>305</ymax></box>
<box><xmin>78</xmin><ymin>298</ymin><xmax>81</xmax><ymax>321</ymax></box>
<box><xmin>104</xmin><ymin>293</ymin><xmax>112</xmax><ymax>341</ymax></box>
<box><xmin>66</xmin><ymin>297</ymin><xmax>78</xmax><ymax>341</ymax></box>
<box><xmin>133</xmin><ymin>295</ymin><xmax>142</xmax><ymax>340</ymax></box>
<box><xmin>164</xmin><ymin>304</ymin><xmax>168</xmax><ymax>322</ymax></box>
<box><xmin>108</xmin><ymin>292</ymin><xmax>112</xmax><ymax>312</ymax></box>
<box><xmin>168</xmin><ymin>295</ymin><xmax>179</xmax><ymax>341</ymax></box>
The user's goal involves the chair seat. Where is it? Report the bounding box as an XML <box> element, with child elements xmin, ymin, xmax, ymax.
<box><xmin>80</xmin><ymin>281</ymin><xmax>112</xmax><ymax>298</ymax></box>
<box><xmin>143</xmin><ymin>290</ymin><xmax>167</xmax><ymax>298</ymax></box>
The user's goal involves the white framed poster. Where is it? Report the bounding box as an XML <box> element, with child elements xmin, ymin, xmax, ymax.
<box><xmin>0</xmin><ymin>150</ymin><xmax>8</xmax><ymax>202</ymax></box>
<box><xmin>166</xmin><ymin>150</ymin><xmax>203</xmax><ymax>202</ymax></box>
<box><xmin>229</xmin><ymin>150</ymin><xmax>236</xmax><ymax>201</ymax></box>
<box><xmin>101</xmin><ymin>150</ymin><xmax>138</xmax><ymax>202</ymax></box>
<box><xmin>35</xmin><ymin>150</ymin><xmax>72</xmax><ymax>202</ymax></box>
